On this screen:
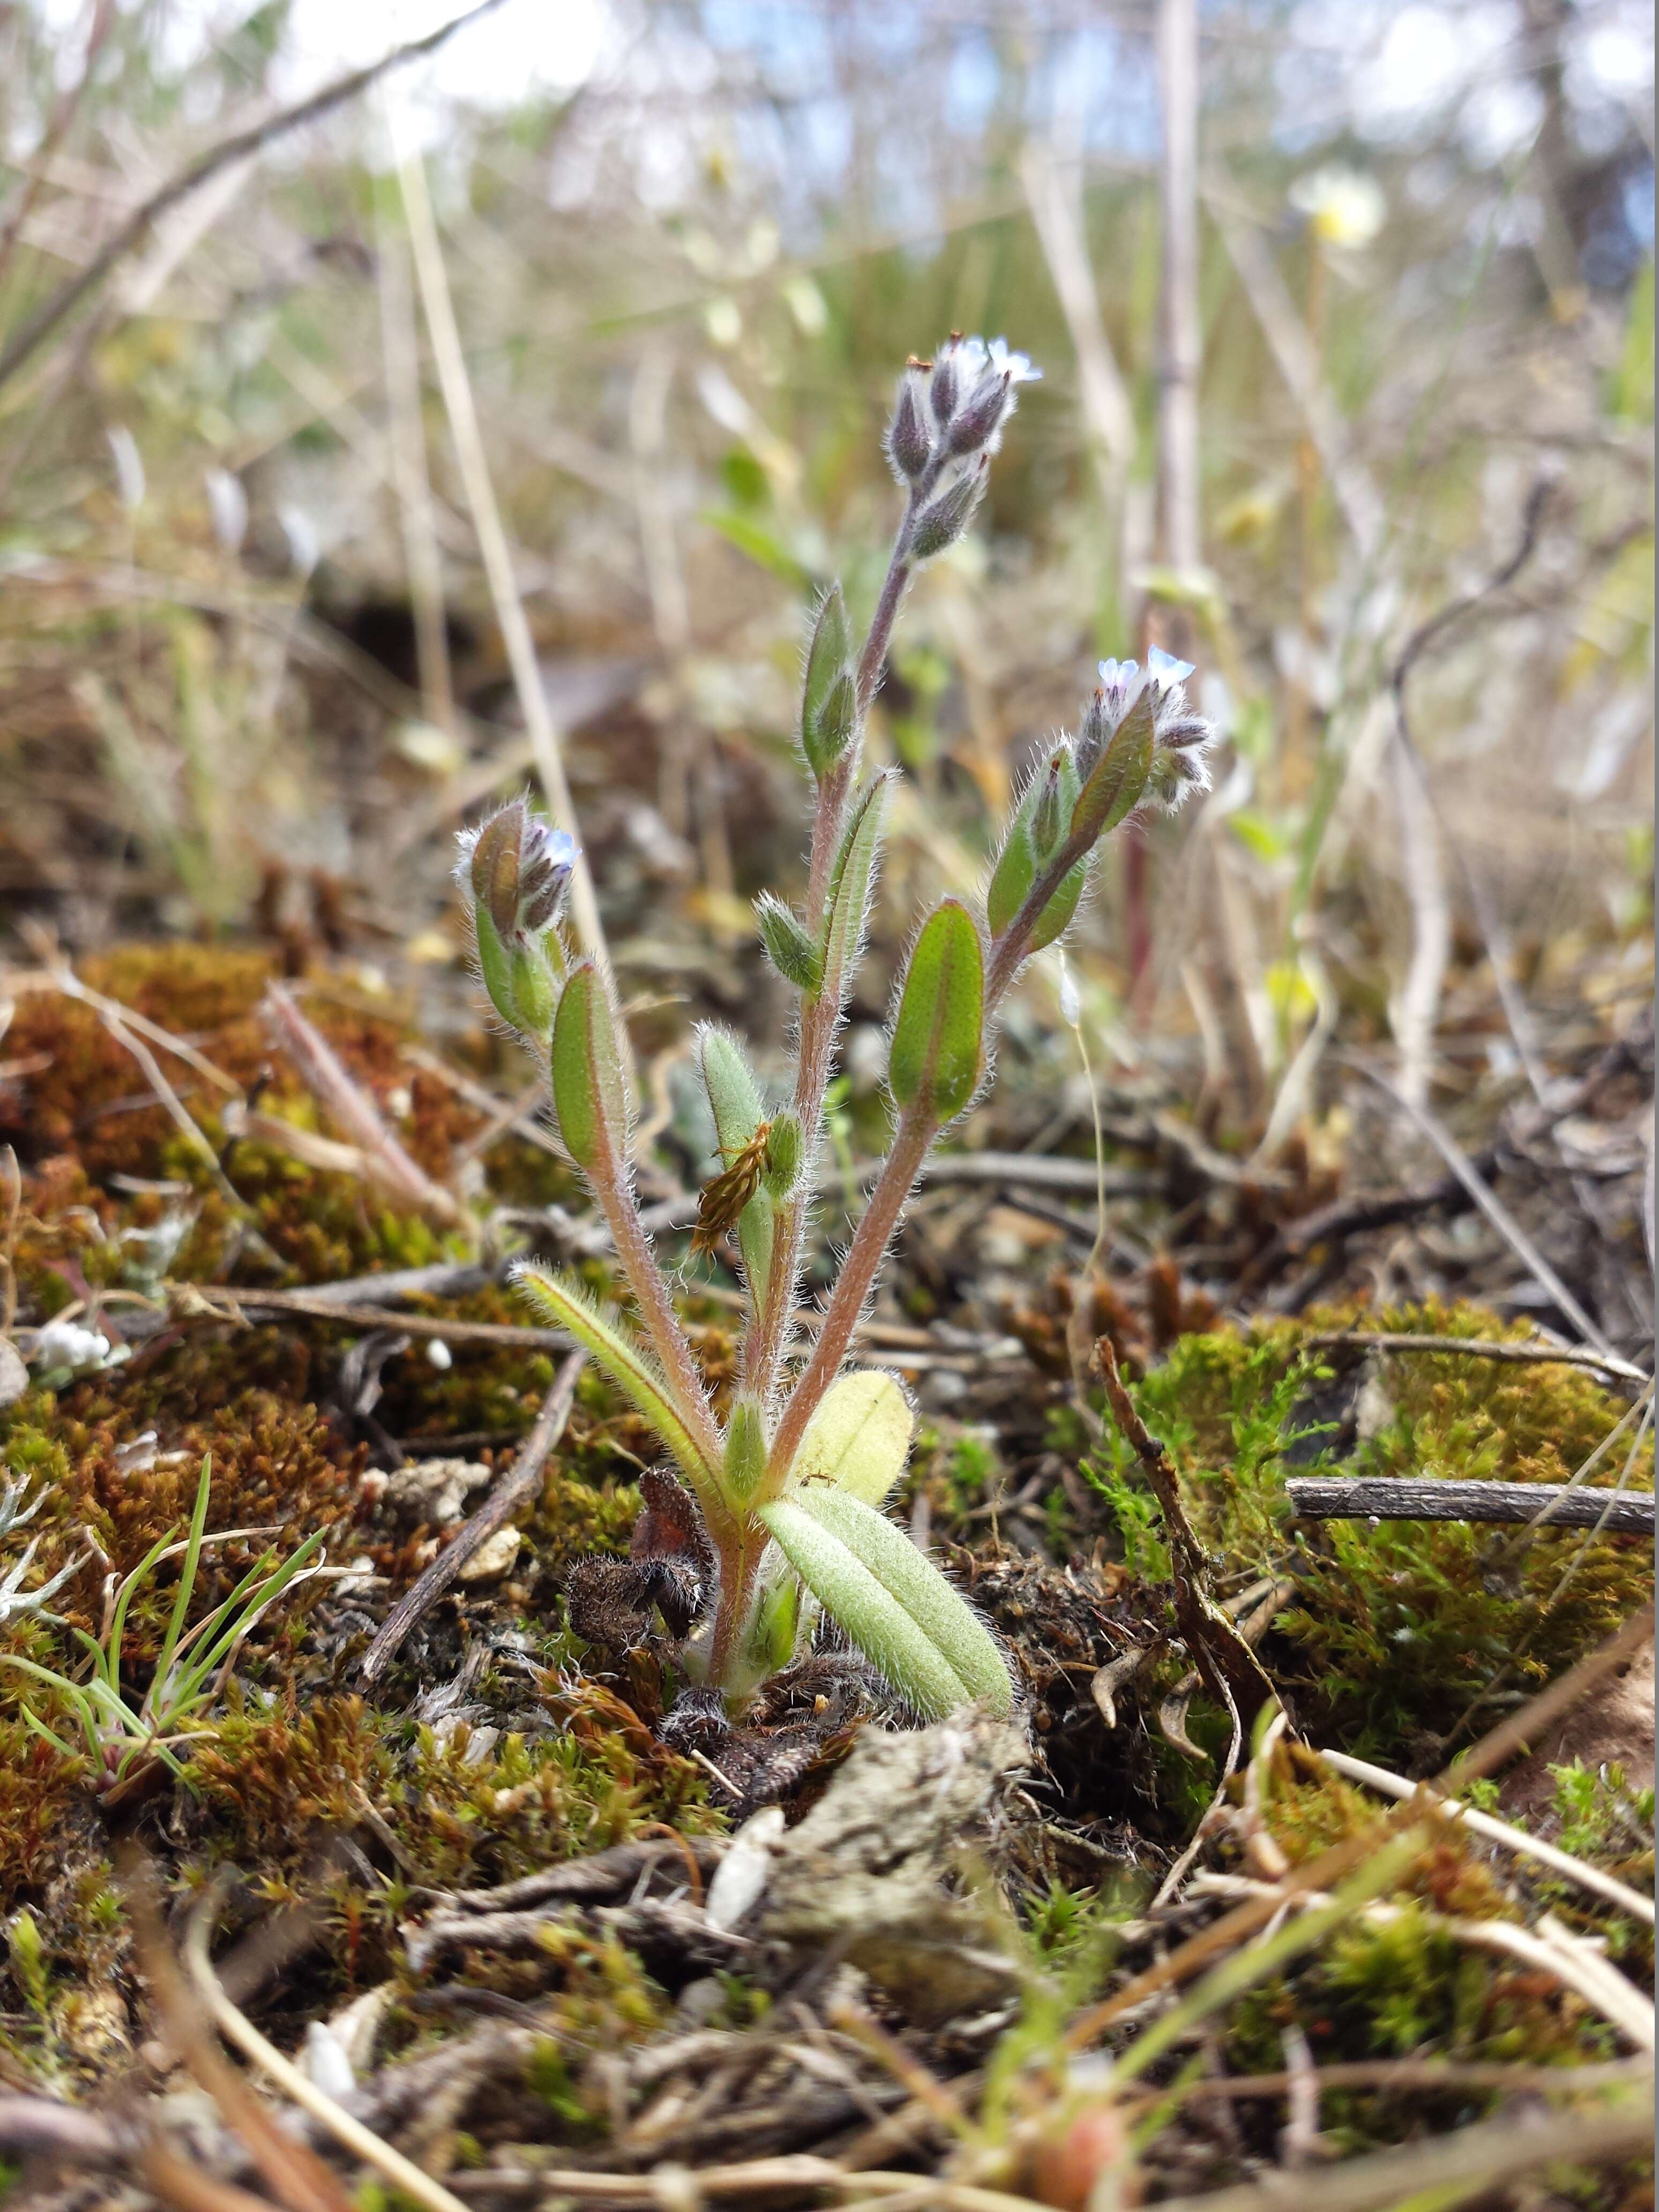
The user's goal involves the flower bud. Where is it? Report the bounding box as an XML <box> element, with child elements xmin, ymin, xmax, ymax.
<box><xmin>947</xmin><ymin>370</ymin><xmax>1011</xmax><ymax>455</ymax></box>
<box><xmin>929</xmin><ymin>334</ymin><xmax>963</xmax><ymax>426</ymax></box>
<box><xmin>885</xmin><ymin>367</ymin><xmax>933</xmax><ymax>481</ymax></box>
<box><xmin>1031</xmin><ymin>752</ymin><xmax>1064</xmax><ymax>854</ymax></box>
<box><xmin>908</xmin><ymin>459</ymin><xmax>985</xmax><ymax>563</ymax></box>
<box><xmin>459</xmin><ymin>801</ymin><xmax>577</xmax><ymax>1035</ymax></box>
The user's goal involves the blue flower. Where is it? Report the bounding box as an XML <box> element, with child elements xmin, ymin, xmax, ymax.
<box><xmin>982</xmin><ymin>337</ymin><xmax>1042</xmax><ymax>385</ymax></box>
<box><xmin>1147</xmin><ymin>644</ymin><xmax>1195</xmax><ymax>690</ymax></box>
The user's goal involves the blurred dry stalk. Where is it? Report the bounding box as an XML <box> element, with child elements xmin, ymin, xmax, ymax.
<box><xmin>0</xmin><ymin>0</ymin><xmax>1650</xmax><ymax>1173</ymax></box>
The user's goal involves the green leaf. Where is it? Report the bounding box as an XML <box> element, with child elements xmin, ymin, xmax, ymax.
<box><xmin>755</xmin><ymin>894</ymin><xmax>823</xmax><ymax>993</ymax></box>
<box><xmin>723</xmin><ymin>1395</ymin><xmax>767</xmax><ymax>1504</ymax></box>
<box><xmin>819</xmin><ymin>773</ymin><xmax>890</xmax><ymax>1007</ymax></box>
<box><xmin>515</xmin><ymin>1264</ymin><xmax>718</xmax><ymax>1492</ymax></box>
<box><xmin>698</xmin><ymin>1026</ymin><xmax>774</xmax><ymax>1295</ymax></box>
<box><xmin>550</xmin><ymin>963</ymin><xmax>627</xmax><ymax>1175</ymax></box>
<box><xmin>887</xmin><ymin>898</ymin><xmax>984</xmax><ymax>1122</ymax></box>
<box><xmin>762</xmin><ymin>1111</ymin><xmax>803</xmax><ymax>1198</ymax></box>
<box><xmin>1026</xmin><ymin>856</ymin><xmax>1087</xmax><ymax>953</ymax></box>
<box><xmin>759</xmin><ymin>1490</ymin><xmax>1013</xmax><ymax>1719</ymax></box>
<box><xmin>1071</xmin><ymin>689</ymin><xmax>1155</xmax><ymax>847</ymax></box>
<box><xmin>985</xmin><ymin>812</ymin><xmax>1035</xmax><ymax>940</ymax></box>
<box><xmin>789</xmin><ymin>1370</ymin><xmax>913</xmax><ymax>1506</ymax></box>
<box><xmin>698</xmin><ymin>509</ymin><xmax>814</xmax><ymax>592</ymax></box>
<box><xmin>801</xmin><ymin>584</ymin><xmax>857</xmax><ymax>780</ymax></box>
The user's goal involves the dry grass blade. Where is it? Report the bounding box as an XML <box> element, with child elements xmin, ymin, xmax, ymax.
<box><xmin>119</xmin><ymin>1847</ymin><xmax>356</xmax><ymax>2212</ymax></box>
<box><xmin>1137</xmin><ymin>2076</ymin><xmax>1653</xmax><ymax>2212</ymax></box>
<box><xmin>260</xmin><ymin>984</ymin><xmax>465</xmax><ymax>1229</ymax></box>
<box><xmin>1349</xmin><ymin>1058</ymin><xmax>1618</xmax><ymax>1359</ymax></box>
<box><xmin>388</xmin><ymin>96</ymin><xmax>613</xmax><ymax>989</ymax></box>
<box><xmin>1320</xmin><ymin>1747</ymin><xmax>1655</xmax><ymax>1925</ymax></box>
<box><xmin>358</xmin><ymin>1348</ymin><xmax>587</xmax><ymax>1685</ymax></box>
<box><xmin>1301</xmin><ymin>1329</ymin><xmax>1650</xmax><ymax>1385</ymax></box>
<box><xmin>181</xmin><ymin>1886</ymin><xmax>472</xmax><ymax>2212</ymax></box>
<box><xmin>0</xmin><ymin>0</ymin><xmax>512</xmax><ymax>395</ymax></box>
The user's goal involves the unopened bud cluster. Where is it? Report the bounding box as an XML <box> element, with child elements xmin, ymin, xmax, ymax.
<box><xmin>884</xmin><ymin>333</ymin><xmax>1042</xmax><ymax>566</ymax></box>
<box><xmin>457</xmin><ymin>798</ymin><xmax>577</xmax><ymax>1036</ymax></box>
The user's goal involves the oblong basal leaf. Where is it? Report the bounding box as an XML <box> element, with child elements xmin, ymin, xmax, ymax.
<box><xmin>792</xmin><ymin>1487</ymin><xmax>1013</xmax><ymax>1715</ymax></box>
<box><xmin>788</xmin><ymin>1370</ymin><xmax>913</xmax><ymax>1507</ymax></box>
<box><xmin>514</xmin><ymin>1264</ymin><xmax>717</xmax><ymax>1491</ymax></box>
<box><xmin>758</xmin><ymin>1497</ymin><xmax>972</xmax><ymax>1720</ymax></box>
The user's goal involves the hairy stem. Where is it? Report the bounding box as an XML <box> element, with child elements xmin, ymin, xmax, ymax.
<box><xmin>742</xmin><ymin>987</ymin><xmax>836</xmax><ymax>1400</ymax></box>
<box><xmin>586</xmin><ymin>1153</ymin><xmax>726</xmax><ymax>1496</ymax></box>
<box><xmin>762</xmin><ymin>1108</ymin><xmax>935</xmax><ymax>1491</ymax></box>
<box><xmin>747</xmin><ymin>475</ymin><xmax>939</xmax><ymax>1406</ymax></box>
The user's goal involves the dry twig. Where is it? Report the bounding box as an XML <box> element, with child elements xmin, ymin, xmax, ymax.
<box><xmin>358</xmin><ymin>1349</ymin><xmax>586</xmax><ymax>1685</ymax></box>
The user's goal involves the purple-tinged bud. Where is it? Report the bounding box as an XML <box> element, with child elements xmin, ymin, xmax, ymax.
<box><xmin>908</xmin><ymin>458</ymin><xmax>987</xmax><ymax>562</ymax></box>
<box><xmin>1077</xmin><ymin>689</ymin><xmax>1108</xmax><ymax>775</ymax></box>
<box><xmin>930</xmin><ymin>333</ymin><xmax>965</xmax><ymax>427</ymax></box>
<box><xmin>462</xmin><ymin>799</ymin><xmax>576</xmax><ymax>943</ymax></box>
<box><xmin>948</xmin><ymin>370</ymin><xmax>1012</xmax><ymax>456</ymax></box>
<box><xmin>886</xmin><ymin>368</ymin><xmax>933</xmax><ymax>482</ymax></box>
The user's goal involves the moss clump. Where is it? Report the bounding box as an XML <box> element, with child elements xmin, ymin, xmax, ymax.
<box><xmin>1088</xmin><ymin>1302</ymin><xmax>1653</xmax><ymax>1766</ymax></box>
<box><xmin>0</xmin><ymin>1382</ymin><xmax>360</xmax><ymax>1668</ymax></box>
<box><xmin>0</xmin><ymin>1722</ymin><xmax>86</xmax><ymax>1897</ymax></box>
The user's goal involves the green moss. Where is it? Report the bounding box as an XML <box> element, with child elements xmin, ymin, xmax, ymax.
<box><xmin>1090</xmin><ymin>1303</ymin><xmax>1653</xmax><ymax>1767</ymax></box>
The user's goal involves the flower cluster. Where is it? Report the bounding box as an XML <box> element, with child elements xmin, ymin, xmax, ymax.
<box><xmin>884</xmin><ymin>332</ymin><xmax>1042</xmax><ymax>564</ymax></box>
<box><xmin>1081</xmin><ymin>646</ymin><xmax>1217</xmax><ymax>812</ymax></box>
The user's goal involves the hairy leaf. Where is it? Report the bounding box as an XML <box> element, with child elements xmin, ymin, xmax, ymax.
<box><xmin>819</xmin><ymin>772</ymin><xmax>891</xmax><ymax>1006</ymax></box>
<box><xmin>789</xmin><ymin>1370</ymin><xmax>913</xmax><ymax>1506</ymax></box>
<box><xmin>755</xmin><ymin>894</ymin><xmax>824</xmax><ymax>993</ymax></box>
<box><xmin>801</xmin><ymin>584</ymin><xmax>857</xmax><ymax>780</ymax></box>
<box><xmin>514</xmin><ymin>1264</ymin><xmax>717</xmax><ymax>1490</ymax></box>
<box><xmin>759</xmin><ymin>1489</ymin><xmax>1013</xmax><ymax>1719</ymax></box>
<box><xmin>887</xmin><ymin>898</ymin><xmax>984</xmax><ymax>1121</ymax></box>
<box><xmin>550</xmin><ymin>962</ymin><xmax>627</xmax><ymax>1174</ymax></box>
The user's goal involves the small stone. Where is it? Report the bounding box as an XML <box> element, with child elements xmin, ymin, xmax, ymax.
<box><xmin>458</xmin><ymin>1526</ymin><xmax>521</xmax><ymax>1585</ymax></box>
<box><xmin>383</xmin><ymin>1458</ymin><xmax>492</xmax><ymax>1528</ymax></box>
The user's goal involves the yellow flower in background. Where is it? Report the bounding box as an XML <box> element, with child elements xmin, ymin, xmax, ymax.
<box><xmin>1289</xmin><ymin>165</ymin><xmax>1387</xmax><ymax>249</ymax></box>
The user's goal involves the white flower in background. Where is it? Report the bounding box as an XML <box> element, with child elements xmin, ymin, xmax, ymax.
<box><xmin>28</xmin><ymin>1319</ymin><xmax>126</xmax><ymax>1379</ymax></box>
<box><xmin>206</xmin><ymin>467</ymin><xmax>249</xmax><ymax>554</ymax></box>
<box><xmin>107</xmin><ymin>425</ymin><xmax>146</xmax><ymax>512</ymax></box>
<box><xmin>1290</xmin><ymin>166</ymin><xmax>1386</xmax><ymax>250</ymax></box>
<box><xmin>980</xmin><ymin>336</ymin><xmax>1042</xmax><ymax>386</ymax></box>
